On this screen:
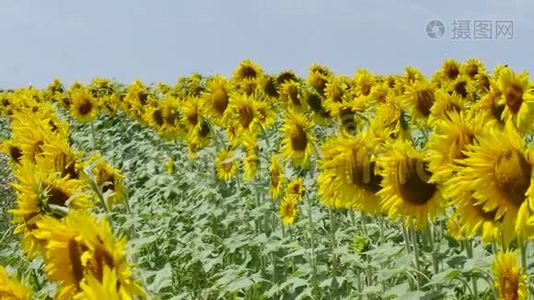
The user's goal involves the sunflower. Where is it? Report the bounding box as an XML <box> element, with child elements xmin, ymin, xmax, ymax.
<box><xmin>402</xmin><ymin>80</ymin><xmax>436</xmax><ymax>126</ymax></box>
<box><xmin>279</xmin><ymin>194</ymin><xmax>298</xmax><ymax>226</ymax></box>
<box><xmin>34</xmin><ymin>211</ymin><xmax>145</xmax><ymax>299</ymax></box>
<box><xmin>0</xmin><ymin>266</ymin><xmax>33</xmax><ymax>300</ymax></box>
<box><xmin>286</xmin><ymin>177</ymin><xmax>305</xmax><ymax>200</ymax></box>
<box><xmin>370</xmin><ymin>95</ymin><xmax>408</xmax><ymax>140</ymax></box>
<box><xmin>323</xmin><ymin>76</ymin><xmax>350</xmax><ymax>113</ymax></box>
<box><xmin>203</xmin><ymin>76</ymin><xmax>230</xmax><ymax>122</ymax></box>
<box><xmin>233</xmin><ymin>59</ymin><xmax>263</xmax><ymax>82</ymax></box>
<box><xmin>215</xmin><ymin>149</ymin><xmax>238</xmax><ymax>182</ymax></box>
<box><xmin>492</xmin><ymin>250</ymin><xmax>529</xmax><ymax>300</ymax></box>
<box><xmin>317</xmin><ymin>134</ymin><xmax>383</xmax><ymax>214</ymax></box>
<box><xmin>280</xmin><ymin>112</ymin><xmax>314</xmax><ymax>168</ymax></box>
<box><xmin>352</xmin><ymin>69</ymin><xmax>375</xmax><ymax>97</ymax></box>
<box><xmin>225</xmin><ymin>93</ymin><xmax>258</xmax><ymax>139</ymax></box>
<box><xmin>377</xmin><ymin>140</ymin><xmax>444</xmax><ymax>229</ymax></box>
<box><xmin>269</xmin><ymin>155</ymin><xmax>285</xmax><ymax>200</ymax></box>
<box><xmin>440</xmin><ymin>59</ymin><xmax>461</xmax><ymax>82</ymax></box>
<box><xmin>307</xmin><ymin>64</ymin><xmax>330</xmax><ymax>95</ymax></box>
<box><xmin>428</xmin><ymin>89</ymin><xmax>466</xmax><ymax>124</ymax></box>
<box><xmin>496</xmin><ymin>69</ymin><xmax>534</xmax><ymax>133</ymax></box>
<box><xmin>10</xmin><ymin>166</ymin><xmax>92</xmax><ymax>258</ymax></box>
<box><xmin>70</xmin><ymin>88</ymin><xmax>99</xmax><ymax>123</ymax></box>
<box><xmin>447</xmin><ymin>195</ymin><xmax>503</xmax><ymax>244</ymax></box>
<box><xmin>461</xmin><ymin>58</ymin><xmax>486</xmax><ymax>79</ymax></box>
<box><xmin>241</xmin><ymin>134</ymin><xmax>259</xmax><ymax>181</ymax></box>
<box><xmin>453</xmin><ymin>124</ymin><xmax>534</xmax><ymax>243</ymax></box>
<box><xmin>279</xmin><ymin>80</ymin><xmax>305</xmax><ymax>113</ymax></box>
<box><xmin>90</xmin><ymin>156</ymin><xmax>126</xmax><ymax>208</ymax></box>
<box><xmin>427</xmin><ymin>111</ymin><xmax>485</xmax><ymax>184</ymax></box>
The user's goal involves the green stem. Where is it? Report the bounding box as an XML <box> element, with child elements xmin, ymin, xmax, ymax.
<box><xmin>90</xmin><ymin>121</ymin><xmax>97</xmax><ymax>152</ymax></box>
<box><xmin>402</xmin><ymin>225</ymin><xmax>411</xmax><ymax>254</ymax></box>
<box><xmin>306</xmin><ymin>194</ymin><xmax>318</xmax><ymax>287</ymax></box>
<box><xmin>411</xmin><ymin>228</ymin><xmax>422</xmax><ymax>279</ymax></box>
<box><xmin>465</xmin><ymin>240</ymin><xmax>479</xmax><ymax>299</ymax></box>
<box><xmin>518</xmin><ymin>237</ymin><xmax>528</xmax><ymax>272</ymax></box>
<box><xmin>329</xmin><ymin>208</ymin><xmax>338</xmax><ymax>277</ymax></box>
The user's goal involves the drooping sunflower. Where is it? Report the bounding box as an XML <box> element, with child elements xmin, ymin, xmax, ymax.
<box><xmin>75</xmin><ymin>266</ymin><xmax>132</xmax><ymax>300</ymax></box>
<box><xmin>492</xmin><ymin>250</ymin><xmax>529</xmax><ymax>300</ymax></box>
<box><xmin>377</xmin><ymin>140</ymin><xmax>444</xmax><ymax>229</ymax></box>
<box><xmin>496</xmin><ymin>69</ymin><xmax>534</xmax><ymax>133</ymax></box>
<box><xmin>70</xmin><ymin>88</ymin><xmax>99</xmax><ymax>123</ymax></box>
<box><xmin>0</xmin><ymin>266</ymin><xmax>33</xmax><ymax>300</ymax></box>
<box><xmin>34</xmin><ymin>211</ymin><xmax>145</xmax><ymax>299</ymax></box>
<box><xmin>214</xmin><ymin>149</ymin><xmax>238</xmax><ymax>182</ymax></box>
<box><xmin>280</xmin><ymin>112</ymin><xmax>314</xmax><ymax>168</ymax></box>
<box><xmin>317</xmin><ymin>133</ymin><xmax>383</xmax><ymax>214</ymax></box>
<box><xmin>453</xmin><ymin>124</ymin><xmax>534</xmax><ymax>243</ymax></box>
<box><xmin>307</xmin><ymin>64</ymin><xmax>330</xmax><ymax>95</ymax></box>
<box><xmin>1</xmin><ymin>139</ymin><xmax>23</xmax><ymax>164</ymax></box>
<box><xmin>279</xmin><ymin>194</ymin><xmax>299</xmax><ymax>226</ymax></box>
<box><xmin>269</xmin><ymin>155</ymin><xmax>285</xmax><ymax>200</ymax></box>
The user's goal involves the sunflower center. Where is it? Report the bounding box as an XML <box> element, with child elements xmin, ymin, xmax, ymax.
<box><xmin>493</xmin><ymin>149</ymin><xmax>532</xmax><ymax>207</ymax></box>
<box><xmin>398</xmin><ymin>158</ymin><xmax>437</xmax><ymax>205</ymax></box>
<box><xmin>78</xmin><ymin>98</ymin><xmax>93</xmax><ymax>116</ymax></box>
<box><xmin>87</xmin><ymin>245</ymin><xmax>115</xmax><ymax>282</ymax></box>
<box><xmin>153</xmin><ymin>109</ymin><xmax>164</xmax><ymax>126</ymax></box>
<box><xmin>306</xmin><ymin>93</ymin><xmax>323</xmax><ymax>113</ymax></box>
<box><xmin>45</xmin><ymin>184</ymin><xmax>71</xmax><ymax>207</ymax></box>
<box><xmin>290</xmin><ymin>125</ymin><xmax>308</xmax><ymax>151</ymax></box>
<box><xmin>239</xmin><ymin>105</ymin><xmax>254</xmax><ymax>129</ymax></box>
<box><xmin>454</xmin><ymin>81</ymin><xmax>468</xmax><ymax>98</ymax></box>
<box><xmin>270</xmin><ymin>168</ymin><xmax>281</xmax><ymax>188</ymax></box>
<box><xmin>415</xmin><ymin>89</ymin><xmax>434</xmax><ymax>117</ymax></box>
<box><xmin>222</xmin><ymin>161</ymin><xmax>233</xmax><ymax>173</ymax></box>
<box><xmin>187</xmin><ymin>112</ymin><xmax>198</xmax><ymax>126</ymax></box>
<box><xmin>8</xmin><ymin>145</ymin><xmax>22</xmax><ymax>163</ymax></box>
<box><xmin>505</xmin><ymin>83</ymin><xmax>524</xmax><ymax>114</ymax></box>
<box><xmin>492</xmin><ymin>102</ymin><xmax>505</xmax><ymax>123</ymax></box>
<box><xmin>240</xmin><ymin>66</ymin><xmax>257</xmax><ymax>79</ymax></box>
<box><xmin>349</xmin><ymin>151</ymin><xmax>382</xmax><ymax>193</ymax></box>
<box><xmin>445</xmin><ymin>64</ymin><xmax>459</xmax><ymax>80</ymax></box>
<box><xmin>499</xmin><ymin>271</ymin><xmax>520</xmax><ymax>300</ymax></box>
<box><xmin>68</xmin><ymin>239</ymin><xmax>84</xmax><ymax>284</ymax></box>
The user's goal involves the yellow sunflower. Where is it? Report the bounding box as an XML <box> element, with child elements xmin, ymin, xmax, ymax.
<box><xmin>34</xmin><ymin>211</ymin><xmax>145</xmax><ymax>299</ymax></box>
<box><xmin>280</xmin><ymin>112</ymin><xmax>314</xmax><ymax>168</ymax></box>
<box><xmin>496</xmin><ymin>69</ymin><xmax>534</xmax><ymax>133</ymax></box>
<box><xmin>214</xmin><ymin>149</ymin><xmax>238</xmax><ymax>182</ymax></box>
<box><xmin>352</xmin><ymin>69</ymin><xmax>375</xmax><ymax>97</ymax></box>
<box><xmin>70</xmin><ymin>88</ymin><xmax>99</xmax><ymax>123</ymax></box>
<box><xmin>278</xmin><ymin>80</ymin><xmax>305</xmax><ymax>113</ymax></box>
<box><xmin>269</xmin><ymin>155</ymin><xmax>285</xmax><ymax>200</ymax></box>
<box><xmin>241</xmin><ymin>134</ymin><xmax>259</xmax><ymax>181</ymax></box>
<box><xmin>317</xmin><ymin>134</ymin><xmax>383</xmax><ymax>214</ymax></box>
<box><xmin>90</xmin><ymin>156</ymin><xmax>126</xmax><ymax>208</ymax></box>
<box><xmin>428</xmin><ymin>89</ymin><xmax>466</xmax><ymax>124</ymax></box>
<box><xmin>0</xmin><ymin>266</ymin><xmax>33</xmax><ymax>300</ymax></box>
<box><xmin>427</xmin><ymin>111</ymin><xmax>485</xmax><ymax>184</ymax></box>
<box><xmin>453</xmin><ymin>124</ymin><xmax>534</xmax><ymax>243</ymax></box>
<box><xmin>75</xmin><ymin>266</ymin><xmax>133</xmax><ymax>300</ymax></box>
<box><xmin>402</xmin><ymin>80</ymin><xmax>436</xmax><ymax>126</ymax></box>
<box><xmin>377</xmin><ymin>140</ymin><xmax>444</xmax><ymax>229</ymax></box>
<box><xmin>203</xmin><ymin>76</ymin><xmax>230</xmax><ymax>122</ymax></box>
<box><xmin>279</xmin><ymin>194</ymin><xmax>299</xmax><ymax>226</ymax></box>
<box><xmin>492</xmin><ymin>250</ymin><xmax>529</xmax><ymax>300</ymax></box>
<box><xmin>286</xmin><ymin>177</ymin><xmax>305</xmax><ymax>201</ymax></box>
<box><xmin>10</xmin><ymin>166</ymin><xmax>91</xmax><ymax>258</ymax></box>
<box><xmin>233</xmin><ymin>59</ymin><xmax>263</xmax><ymax>82</ymax></box>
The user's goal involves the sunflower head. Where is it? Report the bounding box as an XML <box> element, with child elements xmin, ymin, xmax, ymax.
<box><xmin>0</xmin><ymin>266</ymin><xmax>33</xmax><ymax>300</ymax></box>
<box><xmin>269</xmin><ymin>155</ymin><xmax>285</xmax><ymax>200</ymax></box>
<box><xmin>279</xmin><ymin>194</ymin><xmax>299</xmax><ymax>226</ymax></box>
<box><xmin>70</xmin><ymin>88</ymin><xmax>99</xmax><ymax>122</ymax></box>
<box><xmin>215</xmin><ymin>149</ymin><xmax>238</xmax><ymax>182</ymax></box>
<box><xmin>493</xmin><ymin>250</ymin><xmax>529</xmax><ymax>300</ymax></box>
<box><xmin>280</xmin><ymin>112</ymin><xmax>314</xmax><ymax>168</ymax></box>
<box><xmin>403</xmin><ymin>80</ymin><xmax>436</xmax><ymax>126</ymax></box>
<box><xmin>497</xmin><ymin>69</ymin><xmax>534</xmax><ymax>133</ymax></box>
<box><xmin>233</xmin><ymin>59</ymin><xmax>263</xmax><ymax>82</ymax></box>
<box><xmin>286</xmin><ymin>177</ymin><xmax>305</xmax><ymax>200</ymax></box>
<box><xmin>377</xmin><ymin>140</ymin><xmax>443</xmax><ymax>229</ymax></box>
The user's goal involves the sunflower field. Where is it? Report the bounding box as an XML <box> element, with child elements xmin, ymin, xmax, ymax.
<box><xmin>1</xmin><ymin>59</ymin><xmax>534</xmax><ymax>299</ymax></box>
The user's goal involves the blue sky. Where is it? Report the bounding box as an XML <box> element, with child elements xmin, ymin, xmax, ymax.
<box><xmin>0</xmin><ymin>0</ymin><xmax>533</xmax><ymax>88</ymax></box>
